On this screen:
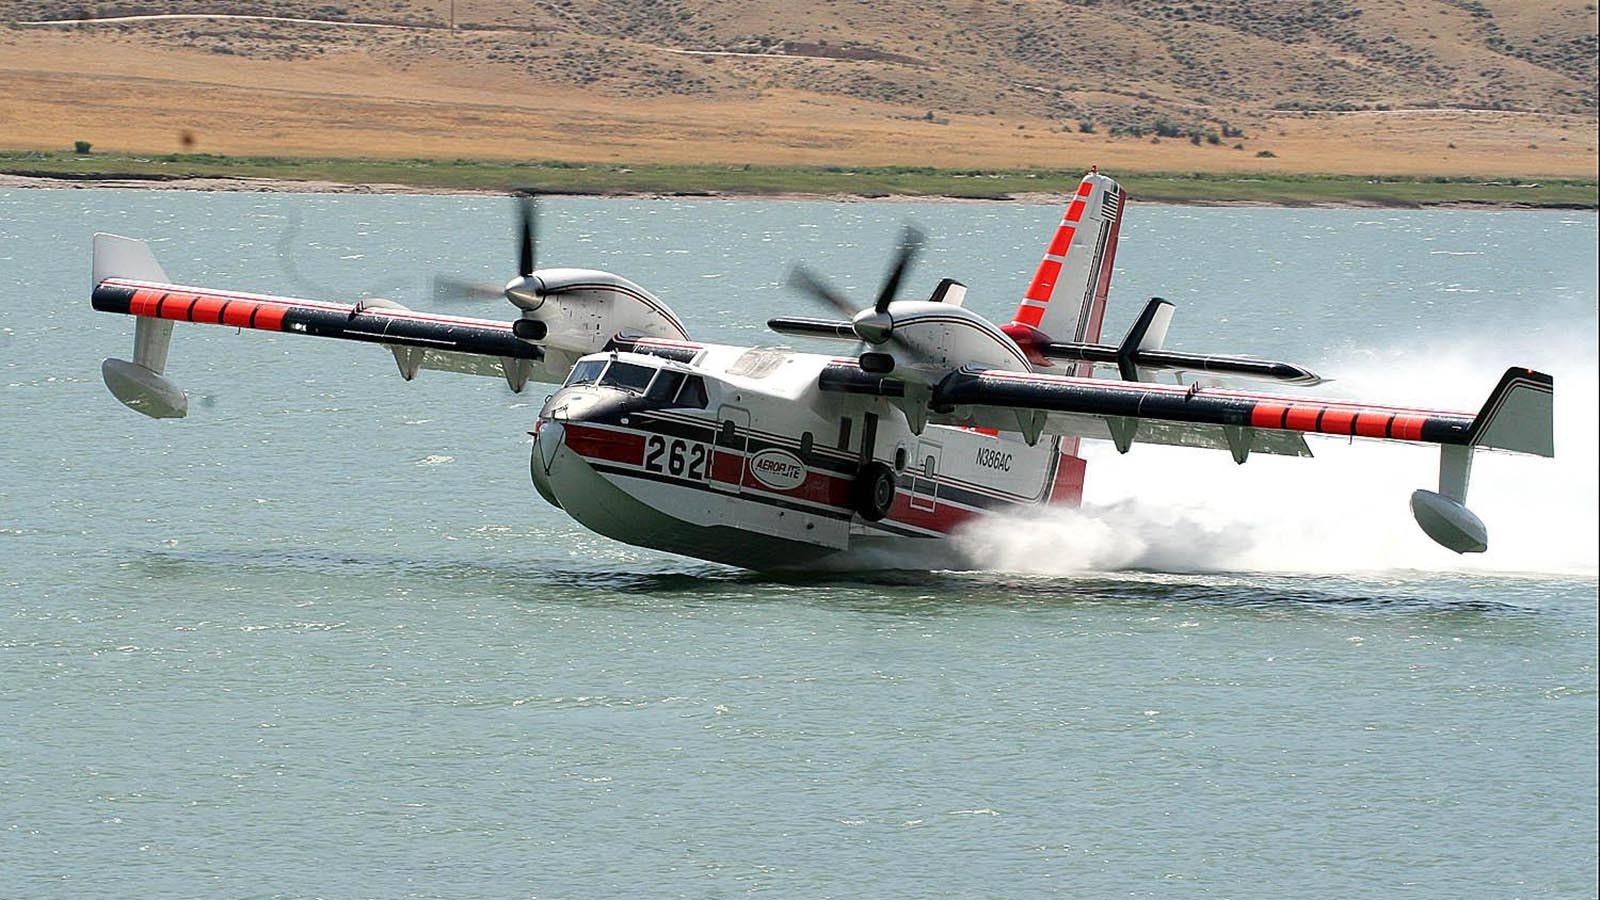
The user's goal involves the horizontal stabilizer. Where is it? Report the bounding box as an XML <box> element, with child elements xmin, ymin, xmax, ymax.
<box><xmin>1048</xmin><ymin>344</ymin><xmax>1323</xmax><ymax>386</ymax></box>
<box><xmin>1010</xmin><ymin>296</ymin><xmax>1323</xmax><ymax>386</ymax></box>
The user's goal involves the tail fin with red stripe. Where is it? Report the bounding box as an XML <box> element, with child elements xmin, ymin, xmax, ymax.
<box><xmin>1013</xmin><ymin>170</ymin><xmax>1125</xmax><ymax>506</ymax></box>
<box><xmin>1011</xmin><ymin>170</ymin><xmax>1126</xmax><ymax>355</ymax></box>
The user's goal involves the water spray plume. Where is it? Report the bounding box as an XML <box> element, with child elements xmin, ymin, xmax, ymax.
<box><xmin>956</xmin><ymin>336</ymin><xmax>1598</xmax><ymax>578</ymax></box>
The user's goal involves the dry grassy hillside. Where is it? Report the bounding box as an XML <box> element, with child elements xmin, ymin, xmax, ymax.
<box><xmin>2</xmin><ymin>0</ymin><xmax>1595</xmax><ymax>176</ymax></box>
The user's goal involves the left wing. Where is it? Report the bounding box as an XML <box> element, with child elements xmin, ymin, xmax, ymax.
<box><xmin>928</xmin><ymin>365</ymin><xmax>1553</xmax><ymax>458</ymax></box>
<box><xmin>821</xmin><ymin>361</ymin><xmax>1554</xmax><ymax>553</ymax></box>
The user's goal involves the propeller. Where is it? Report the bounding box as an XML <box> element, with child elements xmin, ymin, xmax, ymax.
<box><xmin>516</xmin><ymin>192</ymin><xmax>537</xmax><ymax>277</ymax></box>
<box><xmin>431</xmin><ymin>275</ymin><xmax>502</xmax><ymax>304</ymax></box>
<box><xmin>430</xmin><ymin>191</ymin><xmax>545</xmax><ymax>309</ymax></box>
<box><xmin>504</xmin><ymin>192</ymin><xmax>544</xmax><ymax>309</ymax></box>
<box><xmin>786</xmin><ymin>225</ymin><xmax>926</xmax><ymax>360</ymax></box>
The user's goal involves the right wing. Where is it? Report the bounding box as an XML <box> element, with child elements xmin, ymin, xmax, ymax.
<box><xmin>90</xmin><ymin>232</ymin><xmax>554</xmax><ymax>418</ymax></box>
<box><xmin>93</xmin><ymin>277</ymin><xmax>542</xmax><ymax>383</ymax></box>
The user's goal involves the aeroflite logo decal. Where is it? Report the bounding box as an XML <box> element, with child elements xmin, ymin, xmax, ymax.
<box><xmin>749</xmin><ymin>449</ymin><xmax>808</xmax><ymax>491</ymax></box>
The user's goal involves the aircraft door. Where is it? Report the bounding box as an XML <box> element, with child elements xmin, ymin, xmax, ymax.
<box><xmin>711</xmin><ymin>405</ymin><xmax>751</xmax><ymax>494</ymax></box>
<box><xmin>911</xmin><ymin>439</ymin><xmax>942</xmax><ymax>512</ymax></box>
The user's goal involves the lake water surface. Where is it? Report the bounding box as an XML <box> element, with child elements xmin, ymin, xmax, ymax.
<box><xmin>1</xmin><ymin>189</ymin><xmax>1595</xmax><ymax>897</ymax></box>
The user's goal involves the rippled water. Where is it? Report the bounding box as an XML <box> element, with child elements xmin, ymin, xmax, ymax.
<box><xmin>1</xmin><ymin>189</ymin><xmax>1595</xmax><ymax>897</ymax></box>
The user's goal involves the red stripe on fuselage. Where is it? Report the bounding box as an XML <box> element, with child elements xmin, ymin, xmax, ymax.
<box><xmin>561</xmin><ymin>423</ymin><xmax>647</xmax><ymax>466</ymax></box>
<box><xmin>1048</xmin><ymin>451</ymin><xmax>1087</xmax><ymax>507</ymax></box>
<box><xmin>884</xmin><ymin>494</ymin><xmax>980</xmax><ymax>535</ymax></box>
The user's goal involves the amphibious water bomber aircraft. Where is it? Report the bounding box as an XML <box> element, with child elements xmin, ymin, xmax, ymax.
<box><xmin>89</xmin><ymin>170</ymin><xmax>1553</xmax><ymax>569</ymax></box>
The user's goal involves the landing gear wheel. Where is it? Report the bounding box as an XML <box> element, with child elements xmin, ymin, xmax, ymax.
<box><xmin>853</xmin><ymin>462</ymin><xmax>897</xmax><ymax>522</ymax></box>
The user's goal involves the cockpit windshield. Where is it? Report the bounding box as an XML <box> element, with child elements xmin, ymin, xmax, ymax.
<box><xmin>563</xmin><ymin>356</ymin><xmax>704</xmax><ymax>407</ymax></box>
<box><xmin>566</xmin><ymin>359</ymin><xmax>606</xmax><ymax>387</ymax></box>
<box><xmin>598</xmin><ymin>361</ymin><xmax>656</xmax><ymax>393</ymax></box>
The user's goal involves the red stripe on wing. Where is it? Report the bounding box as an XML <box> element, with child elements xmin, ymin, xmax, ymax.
<box><xmin>1354</xmin><ymin>412</ymin><xmax>1392</xmax><ymax>439</ymax></box>
<box><xmin>1251</xmin><ymin>402</ymin><xmax>1289</xmax><ymax>429</ymax></box>
<box><xmin>1284</xmin><ymin>405</ymin><xmax>1321</xmax><ymax>432</ymax></box>
<box><xmin>1319</xmin><ymin>408</ymin><xmax>1357</xmax><ymax>436</ymax></box>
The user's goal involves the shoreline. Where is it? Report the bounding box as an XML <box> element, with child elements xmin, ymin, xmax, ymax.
<box><xmin>2</xmin><ymin>167</ymin><xmax>1594</xmax><ymax>211</ymax></box>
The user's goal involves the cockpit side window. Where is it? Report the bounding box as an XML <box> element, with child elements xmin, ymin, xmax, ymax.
<box><xmin>599</xmin><ymin>361</ymin><xmax>656</xmax><ymax>393</ymax></box>
<box><xmin>675</xmin><ymin>375</ymin><xmax>709</xmax><ymax>409</ymax></box>
<box><xmin>566</xmin><ymin>359</ymin><xmax>605</xmax><ymax>386</ymax></box>
<box><xmin>646</xmin><ymin>370</ymin><xmax>685</xmax><ymax>403</ymax></box>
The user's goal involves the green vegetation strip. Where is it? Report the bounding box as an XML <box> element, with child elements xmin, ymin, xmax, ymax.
<box><xmin>3</xmin><ymin>151</ymin><xmax>1595</xmax><ymax>208</ymax></box>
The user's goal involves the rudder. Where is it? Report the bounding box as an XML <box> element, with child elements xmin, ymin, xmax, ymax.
<box><xmin>1012</xmin><ymin>170</ymin><xmax>1126</xmax><ymax>353</ymax></box>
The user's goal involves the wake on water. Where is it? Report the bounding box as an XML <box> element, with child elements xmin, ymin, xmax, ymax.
<box><xmin>954</xmin><ymin>336</ymin><xmax>1598</xmax><ymax>578</ymax></box>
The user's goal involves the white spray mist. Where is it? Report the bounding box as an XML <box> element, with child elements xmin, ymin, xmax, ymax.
<box><xmin>954</xmin><ymin>337</ymin><xmax>1597</xmax><ymax>577</ymax></box>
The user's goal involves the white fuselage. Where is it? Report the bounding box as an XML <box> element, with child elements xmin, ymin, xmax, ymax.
<box><xmin>530</xmin><ymin>344</ymin><xmax>1081</xmax><ymax>569</ymax></box>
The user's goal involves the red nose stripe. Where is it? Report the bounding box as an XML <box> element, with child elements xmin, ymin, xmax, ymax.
<box><xmin>129</xmin><ymin>288</ymin><xmax>163</xmax><ymax>317</ymax></box>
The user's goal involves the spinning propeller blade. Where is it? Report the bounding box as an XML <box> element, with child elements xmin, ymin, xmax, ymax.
<box><xmin>431</xmin><ymin>275</ymin><xmax>503</xmax><ymax>304</ymax></box>
<box><xmin>516</xmin><ymin>192</ymin><xmax>538</xmax><ymax>277</ymax></box>
<box><xmin>874</xmin><ymin>225</ymin><xmax>925</xmax><ymax>314</ymax></box>
<box><xmin>431</xmin><ymin>191</ymin><xmax>543</xmax><ymax>307</ymax></box>
<box><xmin>785</xmin><ymin>224</ymin><xmax>935</xmax><ymax>367</ymax></box>
<box><xmin>786</xmin><ymin>267</ymin><xmax>857</xmax><ymax>320</ymax></box>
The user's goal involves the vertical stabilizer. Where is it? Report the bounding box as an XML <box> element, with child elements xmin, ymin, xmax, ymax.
<box><xmin>1014</xmin><ymin>171</ymin><xmax>1125</xmax><ymax>506</ymax></box>
<box><xmin>1011</xmin><ymin>171</ymin><xmax>1125</xmax><ymax>354</ymax></box>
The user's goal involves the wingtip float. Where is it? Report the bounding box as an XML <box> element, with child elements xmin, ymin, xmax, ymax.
<box><xmin>88</xmin><ymin>171</ymin><xmax>1553</xmax><ymax>567</ymax></box>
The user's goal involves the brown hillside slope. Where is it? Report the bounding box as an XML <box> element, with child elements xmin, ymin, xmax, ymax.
<box><xmin>2</xmin><ymin>1</ymin><xmax>1595</xmax><ymax>177</ymax></box>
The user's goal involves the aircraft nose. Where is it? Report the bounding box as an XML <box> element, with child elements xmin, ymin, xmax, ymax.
<box><xmin>540</xmin><ymin>385</ymin><xmax>635</xmax><ymax>426</ymax></box>
<box><xmin>534</xmin><ymin>419</ymin><xmax>564</xmax><ymax>473</ymax></box>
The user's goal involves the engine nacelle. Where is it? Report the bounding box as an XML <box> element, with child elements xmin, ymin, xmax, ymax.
<box><xmin>510</xmin><ymin>268</ymin><xmax>691</xmax><ymax>377</ymax></box>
